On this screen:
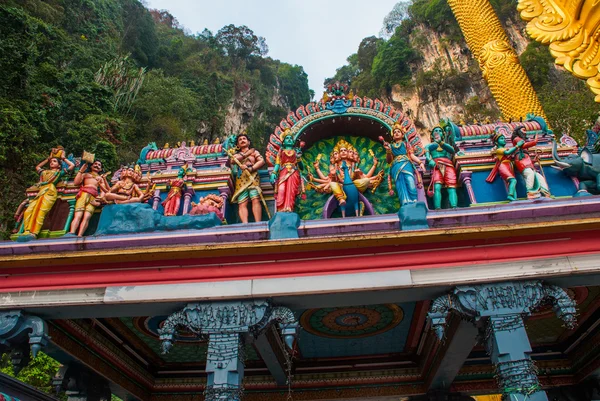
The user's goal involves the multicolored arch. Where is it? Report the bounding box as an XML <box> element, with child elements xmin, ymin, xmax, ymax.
<box><xmin>265</xmin><ymin>96</ymin><xmax>425</xmax><ymax>167</ymax></box>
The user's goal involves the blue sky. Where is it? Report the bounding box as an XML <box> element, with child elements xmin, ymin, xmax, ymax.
<box><xmin>144</xmin><ymin>0</ymin><xmax>399</xmax><ymax>96</ymax></box>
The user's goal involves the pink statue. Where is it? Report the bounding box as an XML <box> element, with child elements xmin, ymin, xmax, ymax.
<box><xmin>190</xmin><ymin>194</ymin><xmax>224</xmax><ymax>221</ymax></box>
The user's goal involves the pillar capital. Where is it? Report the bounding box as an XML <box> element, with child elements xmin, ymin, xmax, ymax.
<box><xmin>0</xmin><ymin>310</ymin><xmax>50</xmax><ymax>374</ymax></box>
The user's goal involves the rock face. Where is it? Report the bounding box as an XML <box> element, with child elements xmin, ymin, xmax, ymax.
<box><xmin>389</xmin><ymin>18</ymin><xmax>532</xmax><ymax>135</ymax></box>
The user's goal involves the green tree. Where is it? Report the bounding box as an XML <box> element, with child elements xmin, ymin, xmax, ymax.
<box><xmin>1</xmin><ymin>352</ymin><xmax>62</xmax><ymax>396</ymax></box>
<box><xmin>371</xmin><ymin>32</ymin><xmax>420</xmax><ymax>91</ymax></box>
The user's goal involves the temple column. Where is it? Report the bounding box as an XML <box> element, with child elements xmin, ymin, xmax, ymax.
<box><xmin>218</xmin><ymin>187</ymin><xmax>230</xmax><ymax>221</ymax></box>
<box><xmin>447</xmin><ymin>0</ymin><xmax>546</xmax><ymax>120</ymax></box>
<box><xmin>182</xmin><ymin>188</ymin><xmax>194</xmax><ymax>215</ymax></box>
<box><xmin>428</xmin><ymin>281</ymin><xmax>577</xmax><ymax>400</ymax></box>
<box><xmin>205</xmin><ymin>333</ymin><xmax>245</xmax><ymax>401</ymax></box>
<box><xmin>485</xmin><ymin>314</ymin><xmax>546</xmax><ymax>400</ymax></box>
<box><xmin>63</xmin><ymin>199</ymin><xmax>77</xmax><ymax>232</ymax></box>
<box><xmin>159</xmin><ymin>300</ymin><xmax>299</xmax><ymax>400</ymax></box>
<box><xmin>460</xmin><ymin>171</ymin><xmax>477</xmax><ymax>205</ymax></box>
<box><xmin>152</xmin><ymin>188</ymin><xmax>161</xmax><ymax>210</ymax></box>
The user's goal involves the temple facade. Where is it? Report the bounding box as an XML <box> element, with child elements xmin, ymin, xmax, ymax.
<box><xmin>2</xmin><ymin>81</ymin><xmax>600</xmax><ymax>401</ymax></box>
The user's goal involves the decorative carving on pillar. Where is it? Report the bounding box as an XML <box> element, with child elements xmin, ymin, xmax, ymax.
<box><xmin>428</xmin><ymin>281</ymin><xmax>577</xmax><ymax>401</ymax></box>
<box><xmin>159</xmin><ymin>300</ymin><xmax>299</xmax><ymax>401</ymax></box>
<box><xmin>0</xmin><ymin>311</ymin><xmax>50</xmax><ymax>374</ymax></box>
<box><xmin>447</xmin><ymin>0</ymin><xmax>546</xmax><ymax>120</ymax></box>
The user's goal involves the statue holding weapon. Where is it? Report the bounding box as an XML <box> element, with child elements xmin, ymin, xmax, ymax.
<box><xmin>227</xmin><ymin>132</ymin><xmax>270</xmax><ymax>223</ymax></box>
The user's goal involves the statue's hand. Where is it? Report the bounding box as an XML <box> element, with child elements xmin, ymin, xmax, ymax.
<box><xmin>269</xmin><ymin>173</ymin><xmax>276</xmax><ymax>185</ymax></box>
<box><xmin>373</xmin><ymin>158</ymin><xmax>379</xmax><ymax>166</ymax></box>
<box><xmin>389</xmin><ymin>190</ymin><xmax>394</xmax><ymax>196</ymax></box>
<box><xmin>383</xmin><ymin>142</ymin><xmax>391</xmax><ymax>151</ymax></box>
<box><xmin>517</xmin><ymin>140</ymin><xmax>525</xmax><ymax>147</ymax></box>
<box><xmin>419</xmin><ymin>163</ymin><xmax>425</xmax><ymax>170</ymax></box>
<box><xmin>428</xmin><ymin>160</ymin><xmax>435</xmax><ymax>169</ymax></box>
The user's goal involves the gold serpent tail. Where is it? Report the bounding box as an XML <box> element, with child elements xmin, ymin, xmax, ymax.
<box><xmin>448</xmin><ymin>0</ymin><xmax>547</xmax><ymax>121</ymax></box>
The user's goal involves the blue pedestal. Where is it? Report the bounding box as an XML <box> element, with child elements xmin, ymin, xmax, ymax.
<box><xmin>95</xmin><ymin>203</ymin><xmax>221</xmax><ymax>235</ymax></box>
<box><xmin>268</xmin><ymin>212</ymin><xmax>300</xmax><ymax>240</ymax></box>
<box><xmin>398</xmin><ymin>201</ymin><xmax>429</xmax><ymax>231</ymax></box>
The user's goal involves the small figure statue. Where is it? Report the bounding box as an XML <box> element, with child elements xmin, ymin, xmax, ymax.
<box><xmin>190</xmin><ymin>194</ymin><xmax>224</xmax><ymax>221</ymax></box>
<box><xmin>19</xmin><ymin>149</ymin><xmax>75</xmax><ymax>241</ymax></box>
<box><xmin>162</xmin><ymin>163</ymin><xmax>192</xmax><ymax>216</ymax></box>
<box><xmin>382</xmin><ymin>122</ymin><xmax>424</xmax><ymax>206</ymax></box>
<box><xmin>425</xmin><ymin>127</ymin><xmax>458</xmax><ymax>209</ymax></box>
<box><xmin>228</xmin><ymin>132</ymin><xmax>267</xmax><ymax>223</ymax></box>
<box><xmin>486</xmin><ymin>128</ymin><xmax>519</xmax><ymax>201</ymax></box>
<box><xmin>104</xmin><ymin>165</ymin><xmax>145</xmax><ymax>204</ymax></box>
<box><xmin>270</xmin><ymin>130</ymin><xmax>305</xmax><ymax>213</ymax></box>
<box><xmin>68</xmin><ymin>159</ymin><xmax>111</xmax><ymax>236</ymax></box>
<box><xmin>511</xmin><ymin>127</ymin><xmax>551</xmax><ymax>199</ymax></box>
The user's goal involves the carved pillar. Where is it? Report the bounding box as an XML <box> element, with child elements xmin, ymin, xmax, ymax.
<box><xmin>460</xmin><ymin>171</ymin><xmax>477</xmax><ymax>205</ymax></box>
<box><xmin>53</xmin><ymin>363</ymin><xmax>112</xmax><ymax>401</ymax></box>
<box><xmin>182</xmin><ymin>188</ymin><xmax>194</xmax><ymax>215</ymax></box>
<box><xmin>64</xmin><ymin>198</ymin><xmax>77</xmax><ymax>232</ymax></box>
<box><xmin>159</xmin><ymin>300</ymin><xmax>299</xmax><ymax>400</ymax></box>
<box><xmin>447</xmin><ymin>0</ymin><xmax>546</xmax><ymax>120</ymax></box>
<box><xmin>218</xmin><ymin>187</ymin><xmax>230</xmax><ymax>222</ymax></box>
<box><xmin>0</xmin><ymin>311</ymin><xmax>50</xmax><ymax>374</ymax></box>
<box><xmin>152</xmin><ymin>188</ymin><xmax>161</xmax><ymax>210</ymax></box>
<box><xmin>205</xmin><ymin>333</ymin><xmax>245</xmax><ymax>401</ymax></box>
<box><xmin>484</xmin><ymin>314</ymin><xmax>547</xmax><ymax>400</ymax></box>
<box><xmin>428</xmin><ymin>281</ymin><xmax>576</xmax><ymax>401</ymax></box>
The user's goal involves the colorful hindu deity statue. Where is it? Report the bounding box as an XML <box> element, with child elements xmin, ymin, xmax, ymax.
<box><xmin>19</xmin><ymin>148</ymin><xmax>75</xmax><ymax>241</ymax></box>
<box><xmin>425</xmin><ymin>127</ymin><xmax>458</xmax><ymax>209</ymax></box>
<box><xmin>162</xmin><ymin>163</ymin><xmax>192</xmax><ymax>216</ymax></box>
<box><xmin>104</xmin><ymin>165</ymin><xmax>145</xmax><ymax>204</ymax></box>
<box><xmin>511</xmin><ymin>126</ymin><xmax>551</xmax><ymax>199</ymax></box>
<box><xmin>190</xmin><ymin>194</ymin><xmax>225</xmax><ymax>221</ymax></box>
<box><xmin>68</xmin><ymin>159</ymin><xmax>111</xmax><ymax>237</ymax></box>
<box><xmin>310</xmin><ymin>139</ymin><xmax>382</xmax><ymax>216</ymax></box>
<box><xmin>382</xmin><ymin>122</ymin><xmax>424</xmax><ymax>206</ymax></box>
<box><xmin>486</xmin><ymin>128</ymin><xmax>518</xmax><ymax>201</ymax></box>
<box><xmin>270</xmin><ymin>130</ymin><xmax>305</xmax><ymax>213</ymax></box>
<box><xmin>228</xmin><ymin>132</ymin><xmax>267</xmax><ymax>223</ymax></box>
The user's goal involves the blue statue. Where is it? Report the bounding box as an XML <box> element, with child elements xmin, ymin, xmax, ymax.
<box><xmin>383</xmin><ymin>122</ymin><xmax>424</xmax><ymax>206</ymax></box>
<box><xmin>552</xmin><ymin>140</ymin><xmax>600</xmax><ymax>195</ymax></box>
<box><xmin>137</xmin><ymin>142</ymin><xmax>158</xmax><ymax>165</ymax></box>
<box><xmin>340</xmin><ymin>160</ymin><xmax>360</xmax><ymax>217</ymax></box>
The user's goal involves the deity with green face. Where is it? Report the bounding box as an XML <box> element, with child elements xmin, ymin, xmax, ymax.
<box><xmin>486</xmin><ymin>128</ymin><xmax>520</xmax><ymax>201</ymax></box>
<box><xmin>270</xmin><ymin>130</ymin><xmax>304</xmax><ymax>213</ymax></box>
<box><xmin>425</xmin><ymin>127</ymin><xmax>458</xmax><ymax>209</ymax></box>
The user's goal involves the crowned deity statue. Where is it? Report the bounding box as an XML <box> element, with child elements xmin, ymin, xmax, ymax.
<box><xmin>310</xmin><ymin>139</ymin><xmax>382</xmax><ymax>210</ymax></box>
<box><xmin>227</xmin><ymin>132</ymin><xmax>267</xmax><ymax>223</ymax></box>
<box><xmin>162</xmin><ymin>163</ymin><xmax>193</xmax><ymax>216</ymax></box>
<box><xmin>425</xmin><ymin>127</ymin><xmax>458</xmax><ymax>209</ymax></box>
<box><xmin>270</xmin><ymin>130</ymin><xmax>305</xmax><ymax>213</ymax></box>
<box><xmin>511</xmin><ymin>127</ymin><xmax>551</xmax><ymax>199</ymax></box>
<box><xmin>19</xmin><ymin>148</ymin><xmax>75</xmax><ymax>241</ymax></box>
<box><xmin>104</xmin><ymin>165</ymin><xmax>146</xmax><ymax>204</ymax></box>
<box><xmin>382</xmin><ymin>122</ymin><xmax>424</xmax><ymax>206</ymax></box>
<box><xmin>486</xmin><ymin>128</ymin><xmax>519</xmax><ymax>201</ymax></box>
<box><xmin>68</xmin><ymin>158</ymin><xmax>111</xmax><ymax>237</ymax></box>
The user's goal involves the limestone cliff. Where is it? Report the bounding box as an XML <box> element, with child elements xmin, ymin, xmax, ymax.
<box><xmin>389</xmin><ymin>17</ymin><xmax>531</xmax><ymax>133</ymax></box>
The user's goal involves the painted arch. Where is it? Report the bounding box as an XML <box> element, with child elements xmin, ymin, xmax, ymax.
<box><xmin>265</xmin><ymin>96</ymin><xmax>425</xmax><ymax>167</ymax></box>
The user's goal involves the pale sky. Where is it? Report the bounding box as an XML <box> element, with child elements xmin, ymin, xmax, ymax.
<box><xmin>144</xmin><ymin>0</ymin><xmax>399</xmax><ymax>97</ymax></box>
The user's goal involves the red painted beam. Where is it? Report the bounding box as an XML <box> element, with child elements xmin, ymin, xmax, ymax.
<box><xmin>1</xmin><ymin>230</ymin><xmax>599</xmax><ymax>292</ymax></box>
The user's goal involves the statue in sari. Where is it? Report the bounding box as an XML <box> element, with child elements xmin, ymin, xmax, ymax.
<box><xmin>162</xmin><ymin>163</ymin><xmax>192</xmax><ymax>216</ymax></box>
<box><xmin>511</xmin><ymin>127</ymin><xmax>551</xmax><ymax>199</ymax></box>
<box><xmin>382</xmin><ymin>122</ymin><xmax>424</xmax><ymax>206</ymax></box>
<box><xmin>486</xmin><ymin>128</ymin><xmax>519</xmax><ymax>201</ymax></box>
<box><xmin>19</xmin><ymin>149</ymin><xmax>75</xmax><ymax>241</ymax></box>
<box><xmin>270</xmin><ymin>130</ymin><xmax>305</xmax><ymax>213</ymax></box>
<box><xmin>425</xmin><ymin>127</ymin><xmax>458</xmax><ymax>209</ymax></box>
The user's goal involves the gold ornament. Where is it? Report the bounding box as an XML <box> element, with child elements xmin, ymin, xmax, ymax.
<box><xmin>518</xmin><ymin>0</ymin><xmax>600</xmax><ymax>101</ymax></box>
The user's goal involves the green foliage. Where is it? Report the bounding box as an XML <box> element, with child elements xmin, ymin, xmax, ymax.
<box><xmin>538</xmin><ymin>73</ymin><xmax>599</xmax><ymax>144</ymax></box>
<box><xmin>520</xmin><ymin>41</ymin><xmax>555</xmax><ymax>89</ymax></box>
<box><xmin>463</xmin><ymin>95</ymin><xmax>501</xmax><ymax>122</ymax></box>
<box><xmin>372</xmin><ymin>32</ymin><xmax>420</xmax><ymax>91</ymax></box>
<box><xmin>408</xmin><ymin>0</ymin><xmax>463</xmax><ymax>42</ymax></box>
<box><xmin>1</xmin><ymin>352</ymin><xmax>63</xmax><ymax>397</ymax></box>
